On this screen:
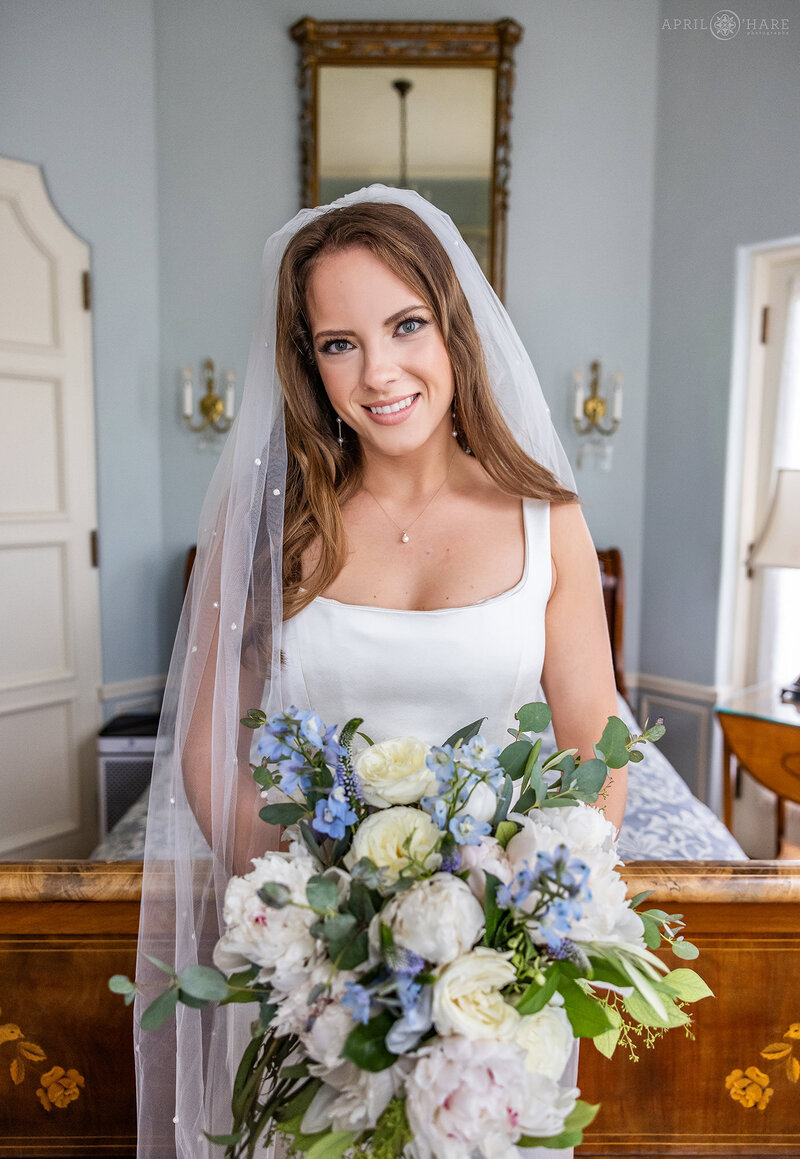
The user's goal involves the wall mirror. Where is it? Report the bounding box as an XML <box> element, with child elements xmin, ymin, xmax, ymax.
<box><xmin>290</xmin><ymin>18</ymin><xmax>522</xmax><ymax>299</ymax></box>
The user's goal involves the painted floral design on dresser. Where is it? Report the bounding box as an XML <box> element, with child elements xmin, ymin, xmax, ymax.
<box><xmin>1</xmin><ymin>1008</ymin><xmax>85</xmax><ymax>1111</ymax></box>
<box><xmin>725</xmin><ymin>1022</ymin><xmax>800</xmax><ymax>1110</ymax></box>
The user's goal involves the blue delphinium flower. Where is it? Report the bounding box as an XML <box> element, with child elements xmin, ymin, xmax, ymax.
<box><xmin>420</xmin><ymin>794</ymin><xmax>448</xmax><ymax>829</ymax></box>
<box><xmin>385</xmin><ymin>983</ymin><xmax>433</xmax><ymax>1054</ymax></box>
<box><xmin>497</xmin><ymin>861</ymin><xmax>537</xmax><ymax>909</ymax></box>
<box><xmin>448</xmin><ymin>814</ymin><xmax>491</xmax><ymax>846</ymax></box>
<box><xmin>277</xmin><ymin>764</ymin><xmax>312</xmax><ymax>796</ymax></box>
<box><xmin>311</xmin><ymin>784</ymin><xmax>358</xmax><ymax>840</ymax></box>
<box><xmin>341</xmin><ymin>982</ymin><xmax>371</xmax><ymax>1025</ymax></box>
<box><xmin>460</xmin><ymin>735</ymin><xmax>501</xmax><ymax>772</ymax></box>
<box><xmin>426</xmin><ymin>744</ymin><xmax>456</xmax><ymax>783</ymax></box>
<box><xmin>257</xmin><ymin>731</ymin><xmax>295</xmax><ymax>761</ymax></box>
<box><xmin>395</xmin><ymin>974</ymin><xmax>422</xmax><ymax>1016</ymax></box>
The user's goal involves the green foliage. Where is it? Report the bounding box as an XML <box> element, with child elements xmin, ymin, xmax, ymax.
<box><xmin>594</xmin><ymin>716</ymin><xmax>630</xmax><ymax>769</ymax></box>
<box><xmin>349</xmin><ymin>1098</ymin><xmax>412</xmax><ymax>1159</ymax></box>
<box><xmin>514</xmin><ymin>965</ymin><xmax>559</xmax><ymax>1016</ymax></box>
<box><xmin>342</xmin><ymin>1011</ymin><xmax>398</xmax><ymax>1072</ymax></box>
<box><xmin>240</xmin><ymin>709</ymin><xmax>267</xmax><ymax>729</ymax></box>
<box><xmin>515</xmin><ymin>701</ymin><xmax>553</xmax><ymax>733</ymax></box>
<box><xmin>491</xmin><ymin>773</ymin><xmax>513</xmax><ymax>826</ymax></box>
<box><xmin>519</xmin><ymin>1099</ymin><xmax>599</xmax><ymax>1149</ymax></box>
<box><xmin>494</xmin><ymin>819</ymin><xmax>520</xmax><ymax>849</ymax></box>
<box><xmin>178</xmin><ymin>965</ymin><xmax>239</xmax><ymax>1003</ymax></box>
<box><xmin>140</xmin><ymin>986</ymin><xmax>179</xmax><ymax>1030</ymax></box>
<box><xmin>258</xmin><ymin>882</ymin><xmax>291</xmax><ymax>908</ymax></box>
<box><xmin>260</xmin><ymin>802</ymin><xmax>307</xmax><ymax>826</ymax></box>
<box><xmin>443</xmin><ymin>716</ymin><xmax>487</xmax><ymax>748</ymax></box>
<box><xmin>499</xmin><ymin>738</ymin><xmax>533</xmax><ymax>780</ymax></box>
<box><xmin>557</xmin><ymin>977</ymin><xmax>615</xmax><ymax>1038</ymax></box>
<box><xmin>482</xmin><ymin>872</ymin><xmax>503</xmax><ymax>947</ymax></box>
<box><xmin>306</xmin><ymin>876</ymin><xmax>339</xmax><ymax>914</ymax></box>
<box><xmin>671</xmin><ymin>939</ymin><xmax>700</xmax><ymax>959</ymax></box>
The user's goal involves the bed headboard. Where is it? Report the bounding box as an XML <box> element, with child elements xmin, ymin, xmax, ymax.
<box><xmin>183</xmin><ymin>544</ymin><xmax>629</xmax><ymax>700</ymax></box>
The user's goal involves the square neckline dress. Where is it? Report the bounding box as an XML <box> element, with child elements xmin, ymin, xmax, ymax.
<box><xmin>278</xmin><ymin>497</ymin><xmax>551</xmax><ymax>750</ymax></box>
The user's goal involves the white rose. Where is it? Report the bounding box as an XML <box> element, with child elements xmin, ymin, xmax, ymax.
<box><xmin>354</xmin><ymin>736</ymin><xmax>437</xmax><ymax>807</ymax></box>
<box><xmin>212</xmin><ymin>848</ymin><xmax>322</xmax><ymax>992</ymax></box>
<box><xmin>369</xmin><ymin>873</ymin><xmax>484</xmax><ymax>965</ymax></box>
<box><xmin>458</xmin><ymin>834</ymin><xmax>514</xmax><ymax>903</ymax></box>
<box><xmin>405</xmin><ymin>1035</ymin><xmax>578</xmax><ymax>1159</ymax></box>
<box><xmin>344</xmin><ymin>806</ymin><xmax>441</xmax><ymax>883</ymax></box>
<box><xmin>432</xmin><ymin>947</ymin><xmax>519</xmax><ymax>1040</ymax></box>
<box><xmin>454</xmin><ymin>779</ymin><xmax>497</xmax><ymax>824</ymax></box>
<box><xmin>513</xmin><ymin>1002</ymin><xmax>575</xmax><ymax>1080</ymax></box>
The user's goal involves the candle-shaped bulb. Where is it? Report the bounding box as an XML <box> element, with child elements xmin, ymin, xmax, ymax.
<box><xmin>182</xmin><ymin>366</ymin><xmax>193</xmax><ymax>418</ymax></box>
<box><xmin>613</xmin><ymin>381</ymin><xmax>623</xmax><ymax>421</ymax></box>
<box><xmin>225</xmin><ymin>371</ymin><xmax>235</xmax><ymax>420</ymax></box>
<box><xmin>574</xmin><ymin>382</ymin><xmax>586</xmax><ymax>422</ymax></box>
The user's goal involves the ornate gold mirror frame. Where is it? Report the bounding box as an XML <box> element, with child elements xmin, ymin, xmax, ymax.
<box><xmin>289</xmin><ymin>18</ymin><xmax>523</xmax><ymax>299</ymax></box>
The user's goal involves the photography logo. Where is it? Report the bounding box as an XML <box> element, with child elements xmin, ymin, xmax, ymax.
<box><xmin>710</xmin><ymin>9</ymin><xmax>740</xmax><ymax>39</ymax></box>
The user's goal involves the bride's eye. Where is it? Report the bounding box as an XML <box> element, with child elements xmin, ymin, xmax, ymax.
<box><xmin>396</xmin><ymin>316</ymin><xmax>428</xmax><ymax>336</ymax></box>
<box><xmin>319</xmin><ymin>337</ymin><xmax>354</xmax><ymax>355</ymax></box>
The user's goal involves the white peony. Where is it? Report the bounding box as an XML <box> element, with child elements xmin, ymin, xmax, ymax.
<box><xmin>513</xmin><ymin>1001</ymin><xmax>575</xmax><ymax>1080</ymax></box>
<box><xmin>405</xmin><ymin>1035</ymin><xmax>579</xmax><ymax>1159</ymax></box>
<box><xmin>354</xmin><ymin>736</ymin><xmax>437</xmax><ymax>807</ymax></box>
<box><xmin>212</xmin><ymin>845</ymin><xmax>321</xmax><ymax>993</ymax></box>
<box><xmin>301</xmin><ymin>1058</ymin><xmax>409</xmax><ymax>1134</ymax></box>
<box><xmin>458</xmin><ymin>834</ymin><xmax>514</xmax><ymax>903</ymax></box>
<box><xmin>432</xmin><ymin>947</ymin><xmax>519</xmax><ymax>1040</ymax></box>
<box><xmin>369</xmin><ymin>873</ymin><xmax>484</xmax><ymax>965</ymax></box>
<box><xmin>344</xmin><ymin>806</ymin><xmax>442</xmax><ymax>884</ymax></box>
<box><xmin>453</xmin><ymin>779</ymin><xmax>498</xmax><ymax>824</ymax></box>
<box><xmin>506</xmin><ymin>806</ymin><xmax>644</xmax><ymax>946</ymax></box>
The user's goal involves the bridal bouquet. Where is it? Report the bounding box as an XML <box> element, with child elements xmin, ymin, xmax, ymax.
<box><xmin>115</xmin><ymin>703</ymin><xmax>711</xmax><ymax>1159</ymax></box>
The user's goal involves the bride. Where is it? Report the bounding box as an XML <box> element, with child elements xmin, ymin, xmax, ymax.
<box><xmin>135</xmin><ymin>186</ymin><xmax>626</xmax><ymax>1158</ymax></box>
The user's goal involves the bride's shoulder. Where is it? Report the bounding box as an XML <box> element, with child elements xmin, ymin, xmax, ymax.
<box><xmin>548</xmin><ymin>499</ymin><xmax>596</xmax><ymax>599</ymax></box>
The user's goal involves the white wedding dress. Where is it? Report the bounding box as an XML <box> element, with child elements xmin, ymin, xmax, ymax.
<box><xmin>278</xmin><ymin>496</ymin><xmax>577</xmax><ymax>1159</ymax></box>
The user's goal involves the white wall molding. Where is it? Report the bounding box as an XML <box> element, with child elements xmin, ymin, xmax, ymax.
<box><xmin>628</xmin><ymin>672</ymin><xmax>718</xmax><ymax>704</ymax></box>
<box><xmin>99</xmin><ymin>673</ymin><xmax>166</xmax><ymax>704</ymax></box>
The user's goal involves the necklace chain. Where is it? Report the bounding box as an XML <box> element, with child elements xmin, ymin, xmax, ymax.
<box><xmin>362</xmin><ymin>445</ymin><xmax>458</xmax><ymax>544</ymax></box>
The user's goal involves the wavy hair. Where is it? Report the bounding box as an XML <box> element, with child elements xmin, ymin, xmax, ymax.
<box><xmin>275</xmin><ymin>201</ymin><xmax>578</xmax><ymax>621</ymax></box>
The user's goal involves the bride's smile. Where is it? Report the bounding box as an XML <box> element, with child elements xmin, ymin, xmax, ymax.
<box><xmin>306</xmin><ymin>244</ymin><xmax>455</xmax><ymax>462</ymax></box>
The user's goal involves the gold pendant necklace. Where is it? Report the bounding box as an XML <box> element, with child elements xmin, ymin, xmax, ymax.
<box><xmin>363</xmin><ymin>445</ymin><xmax>457</xmax><ymax>544</ymax></box>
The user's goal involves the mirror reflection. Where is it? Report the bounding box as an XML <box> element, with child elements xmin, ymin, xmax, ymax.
<box><xmin>319</xmin><ymin>66</ymin><xmax>495</xmax><ymax>277</ymax></box>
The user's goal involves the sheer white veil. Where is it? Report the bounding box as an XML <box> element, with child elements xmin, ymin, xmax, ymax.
<box><xmin>134</xmin><ymin>183</ymin><xmax>577</xmax><ymax>1158</ymax></box>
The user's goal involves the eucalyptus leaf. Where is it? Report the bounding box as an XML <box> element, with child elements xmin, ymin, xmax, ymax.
<box><xmin>140</xmin><ymin>986</ymin><xmax>179</xmax><ymax>1030</ymax></box>
<box><xmin>178</xmin><ymin>964</ymin><xmax>230</xmax><ymax>1001</ymax></box>
<box><xmin>671</xmin><ymin>939</ymin><xmax>699</xmax><ymax>960</ymax></box>
<box><xmin>306</xmin><ymin>876</ymin><xmax>339</xmax><ymax>914</ymax></box>
<box><xmin>595</xmin><ymin>716</ymin><xmax>631</xmax><ymax>769</ymax></box>
<box><xmin>260</xmin><ymin>802</ymin><xmax>307</xmax><ymax>826</ymax></box>
<box><xmin>142</xmin><ymin>952</ymin><xmax>176</xmax><ymax>977</ymax></box>
<box><xmin>515</xmin><ymin>702</ymin><xmax>552</xmax><ymax>733</ymax></box>
<box><xmin>499</xmin><ymin>739</ymin><xmax>533</xmax><ymax>780</ymax></box>
<box><xmin>350</xmin><ymin>857</ymin><xmax>383</xmax><ymax>889</ymax></box>
<box><xmin>628</xmin><ymin>890</ymin><xmax>654</xmax><ymax>908</ymax></box>
<box><xmin>628</xmin><ymin>749</ymin><xmax>644</xmax><ymax>763</ymax></box>
<box><xmin>108</xmin><ymin>974</ymin><xmax>136</xmax><ymax>995</ymax></box>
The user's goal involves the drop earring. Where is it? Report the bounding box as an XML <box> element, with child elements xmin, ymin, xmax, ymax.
<box><xmin>337</xmin><ymin>416</ymin><xmax>344</xmax><ymax>446</ymax></box>
<box><xmin>451</xmin><ymin>401</ymin><xmax>458</xmax><ymax>438</ymax></box>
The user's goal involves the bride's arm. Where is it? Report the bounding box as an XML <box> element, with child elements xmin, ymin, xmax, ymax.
<box><xmin>183</xmin><ymin>617</ymin><xmax>282</xmax><ymax>877</ymax></box>
<box><xmin>540</xmin><ymin>501</ymin><xmax>628</xmax><ymax>834</ymax></box>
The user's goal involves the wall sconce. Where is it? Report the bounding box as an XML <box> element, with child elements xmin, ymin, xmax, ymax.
<box><xmin>182</xmin><ymin>359</ymin><xmax>235</xmax><ymax>449</ymax></box>
<box><xmin>572</xmin><ymin>359</ymin><xmax>623</xmax><ymax>471</ymax></box>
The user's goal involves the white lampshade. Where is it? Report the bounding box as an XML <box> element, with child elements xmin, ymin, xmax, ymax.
<box><xmin>749</xmin><ymin>469</ymin><xmax>800</xmax><ymax>569</ymax></box>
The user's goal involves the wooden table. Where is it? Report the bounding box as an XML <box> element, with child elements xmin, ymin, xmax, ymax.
<box><xmin>716</xmin><ymin>682</ymin><xmax>800</xmax><ymax>856</ymax></box>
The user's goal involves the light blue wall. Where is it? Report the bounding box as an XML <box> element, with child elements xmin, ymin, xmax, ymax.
<box><xmin>0</xmin><ymin>0</ymin><xmax>163</xmax><ymax>687</ymax></box>
<box><xmin>1</xmin><ymin>0</ymin><xmax>659</xmax><ymax>691</ymax></box>
<box><xmin>154</xmin><ymin>0</ymin><xmax>659</xmax><ymax>674</ymax></box>
<box><xmin>641</xmin><ymin>0</ymin><xmax>800</xmax><ymax>686</ymax></box>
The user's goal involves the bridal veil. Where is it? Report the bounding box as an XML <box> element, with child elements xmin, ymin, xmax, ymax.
<box><xmin>134</xmin><ymin>184</ymin><xmax>577</xmax><ymax>1157</ymax></box>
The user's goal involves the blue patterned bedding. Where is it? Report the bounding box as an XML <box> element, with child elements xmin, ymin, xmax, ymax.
<box><xmin>89</xmin><ymin>694</ymin><xmax>746</xmax><ymax>862</ymax></box>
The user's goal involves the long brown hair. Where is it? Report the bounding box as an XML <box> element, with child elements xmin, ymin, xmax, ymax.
<box><xmin>275</xmin><ymin>202</ymin><xmax>578</xmax><ymax>621</ymax></box>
